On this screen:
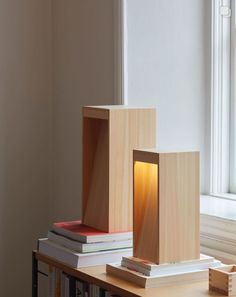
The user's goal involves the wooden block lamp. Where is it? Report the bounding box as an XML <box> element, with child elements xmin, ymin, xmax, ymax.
<box><xmin>82</xmin><ymin>106</ymin><xmax>156</xmax><ymax>233</ymax></box>
<box><xmin>133</xmin><ymin>149</ymin><xmax>200</xmax><ymax>264</ymax></box>
<box><xmin>106</xmin><ymin>149</ymin><xmax>222</xmax><ymax>287</ymax></box>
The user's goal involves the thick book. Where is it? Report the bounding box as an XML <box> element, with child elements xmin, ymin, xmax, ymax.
<box><xmin>48</xmin><ymin>230</ymin><xmax>132</xmax><ymax>253</ymax></box>
<box><xmin>121</xmin><ymin>255</ymin><xmax>221</xmax><ymax>276</ymax></box>
<box><xmin>38</xmin><ymin>238</ymin><xmax>132</xmax><ymax>268</ymax></box>
<box><xmin>52</xmin><ymin>220</ymin><xmax>132</xmax><ymax>243</ymax></box>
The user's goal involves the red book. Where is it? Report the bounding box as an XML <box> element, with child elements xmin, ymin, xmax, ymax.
<box><xmin>52</xmin><ymin>220</ymin><xmax>132</xmax><ymax>243</ymax></box>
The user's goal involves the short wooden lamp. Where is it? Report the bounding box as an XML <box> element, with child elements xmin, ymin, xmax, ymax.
<box><xmin>132</xmin><ymin>149</ymin><xmax>200</xmax><ymax>264</ymax></box>
<box><xmin>82</xmin><ymin>106</ymin><xmax>156</xmax><ymax>233</ymax></box>
<box><xmin>107</xmin><ymin>149</ymin><xmax>221</xmax><ymax>287</ymax></box>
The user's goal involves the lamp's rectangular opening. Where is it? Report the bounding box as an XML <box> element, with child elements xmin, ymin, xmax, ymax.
<box><xmin>82</xmin><ymin>117</ymin><xmax>109</xmax><ymax>231</ymax></box>
<box><xmin>133</xmin><ymin>161</ymin><xmax>159</xmax><ymax>263</ymax></box>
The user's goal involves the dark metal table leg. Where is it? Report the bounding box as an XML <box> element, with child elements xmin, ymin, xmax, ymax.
<box><xmin>32</xmin><ymin>251</ymin><xmax>38</xmax><ymax>297</ymax></box>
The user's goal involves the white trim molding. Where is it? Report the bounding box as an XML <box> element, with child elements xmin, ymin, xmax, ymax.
<box><xmin>230</xmin><ymin>0</ymin><xmax>236</xmax><ymax>193</ymax></box>
<box><xmin>210</xmin><ymin>0</ymin><xmax>231</xmax><ymax>194</ymax></box>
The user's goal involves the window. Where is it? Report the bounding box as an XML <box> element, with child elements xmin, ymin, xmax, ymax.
<box><xmin>198</xmin><ymin>0</ymin><xmax>236</xmax><ymax>264</ymax></box>
<box><xmin>230</xmin><ymin>0</ymin><xmax>236</xmax><ymax>193</ymax></box>
<box><xmin>211</xmin><ymin>0</ymin><xmax>233</xmax><ymax>197</ymax></box>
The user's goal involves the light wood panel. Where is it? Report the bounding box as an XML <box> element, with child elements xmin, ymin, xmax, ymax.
<box><xmin>159</xmin><ymin>152</ymin><xmax>200</xmax><ymax>263</ymax></box>
<box><xmin>133</xmin><ymin>150</ymin><xmax>200</xmax><ymax>264</ymax></box>
<box><xmin>109</xmin><ymin>108</ymin><xmax>156</xmax><ymax>232</ymax></box>
<box><xmin>82</xmin><ymin>106</ymin><xmax>156</xmax><ymax>232</ymax></box>
<box><xmin>36</xmin><ymin>252</ymin><xmax>226</xmax><ymax>297</ymax></box>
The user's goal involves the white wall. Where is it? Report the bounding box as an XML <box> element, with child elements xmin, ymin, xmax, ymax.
<box><xmin>0</xmin><ymin>1</ymin><xmax>53</xmax><ymax>296</ymax></box>
<box><xmin>125</xmin><ymin>0</ymin><xmax>211</xmax><ymax>193</ymax></box>
<box><xmin>52</xmin><ymin>0</ymin><xmax>116</xmax><ymax>221</ymax></box>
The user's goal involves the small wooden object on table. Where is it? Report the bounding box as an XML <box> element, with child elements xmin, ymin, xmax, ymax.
<box><xmin>209</xmin><ymin>265</ymin><xmax>236</xmax><ymax>296</ymax></box>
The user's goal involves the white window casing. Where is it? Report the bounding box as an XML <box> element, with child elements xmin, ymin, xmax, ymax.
<box><xmin>230</xmin><ymin>0</ymin><xmax>236</xmax><ymax>193</ymax></box>
<box><xmin>211</xmin><ymin>0</ymin><xmax>231</xmax><ymax>195</ymax></box>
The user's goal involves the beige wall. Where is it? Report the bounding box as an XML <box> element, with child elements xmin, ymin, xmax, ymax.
<box><xmin>0</xmin><ymin>1</ymin><xmax>53</xmax><ymax>296</ymax></box>
<box><xmin>52</xmin><ymin>0</ymin><xmax>116</xmax><ymax>221</ymax></box>
<box><xmin>0</xmin><ymin>1</ymin><xmax>116</xmax><ymax>296</ymax></box>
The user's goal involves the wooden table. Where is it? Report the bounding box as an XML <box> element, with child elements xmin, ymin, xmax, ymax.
<box><xmin>33</xmin><ymin>251</ymin><xmax>224</xmax><ymax>297</ymax></box>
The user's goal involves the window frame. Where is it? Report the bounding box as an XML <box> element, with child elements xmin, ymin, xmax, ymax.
<box><xmin>230</xmin><ymin>0</ymin><xmax>236</xmax><ymax>193</ymax></box>
<box><xmin>210</xmin><ymin>0</ymin><xmax>231</xmax><ymax>196</ymax></box>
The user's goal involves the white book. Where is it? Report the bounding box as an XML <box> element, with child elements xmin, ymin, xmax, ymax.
<box><xmin>38</xmin><ymin>238</ymin><xmax>132</xmax><ymax>268</ymax></box>
<box><xmin>48</xmin><ymin>230</ymin><xmax>132</xmax><ymax>253</ymax></box>
<box><xmin>122</xmin><ymin>254</ymin><xmax>215</xmax><ymax>271</ymax></box>
<box><xmin>121</xmin><ymin>255</ymin><xmax>221</xmax><ymax>276</ymax></box>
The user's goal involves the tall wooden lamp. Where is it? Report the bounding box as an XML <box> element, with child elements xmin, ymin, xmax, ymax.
<box><xmin>82</xmin><ymin>106</ymin><xmax>156</xmax><ymax>233</ymax></box>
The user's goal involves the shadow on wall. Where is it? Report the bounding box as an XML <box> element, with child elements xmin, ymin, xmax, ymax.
<box><xmin>0</xmin><ymin>1</ymin><xmax>53</xmax><ymax>296</ymax></box>
<box><xmin>52</xmin><ymin>0</ymin><xmax>116</xmax><ymax>221</ymax></box>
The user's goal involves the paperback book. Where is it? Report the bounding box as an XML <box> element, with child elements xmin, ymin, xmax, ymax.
<box><xmin>52</xmin><ymin>220</ymin><xmax>132</xmax><ymax>243</ymax></box>
<box><xmin>38</xmin><ymin>238</ymin><xmax>132</xmax><ymax>268</ymax></box>
<box><xmin>121</xmin><ymin>254</ymin><xmax>221</xmax><ymax>276</ymax></box>
<box><xmin>48</xmin><ymin>230</ymin><xmax>132</xmax><ymax>253</ymax></box>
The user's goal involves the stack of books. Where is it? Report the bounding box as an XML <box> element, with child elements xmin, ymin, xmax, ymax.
<box><xmin>121</xmin><ymin>254</ymin><xmax>221</xmax><ymax>277</ymax></box>
<box><xmin>107</xmin><ymin>254</ymin><xmax>222</xmax><ymax>288</ymax></box>
<box><xmin>200</xmin><ymin>214</ymin><xmax>236</xmax><ymax>263</ymax></box>
<box><xmin>38</xmin><ymin>220</ymin><xmax>133</xmax><ymax>268</ymax></box>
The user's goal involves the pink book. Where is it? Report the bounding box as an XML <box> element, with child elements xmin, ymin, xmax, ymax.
<box><xmin>52</xmin><ymin>220</ymin><xmax>132</xmax><ymax>243</ymax></box>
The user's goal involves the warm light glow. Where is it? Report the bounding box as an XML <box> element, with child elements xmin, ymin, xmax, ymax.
<box><xmin>134</xmin><ymin>161</ymin><xmax>159</xmax><ymax>262</ymax></box>
<box><xmin>134</xmin><ymin>161</ymin><xmax>157</xmax><ymax>178</ymax></box>
<box><xmin>134</xmin><ymin>162</ymin><xmax>158</xmax><ymax>202</ymax></box>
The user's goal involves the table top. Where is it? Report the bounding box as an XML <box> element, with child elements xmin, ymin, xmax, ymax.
<box><xmin>35</xmin><ymin>252</ymin><xmax>224</xmax><ymax>297</ymax></box>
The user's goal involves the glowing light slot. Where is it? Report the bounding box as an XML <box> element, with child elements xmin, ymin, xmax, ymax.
<box><xmin>134</xmin><ymin>161</ymin><xmax>159</xmax><ymax>263</ymax></box>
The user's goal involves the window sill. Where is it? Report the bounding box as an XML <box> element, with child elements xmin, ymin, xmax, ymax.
<box><xmin>201</xmin><ymin>194</ymin><xmax>236</xmax><ymax>221</ymax></box>
<box><xmin>200</xmin><ymin>195</ymin><xmax>236</xmax><ymax>263</ymax></box>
